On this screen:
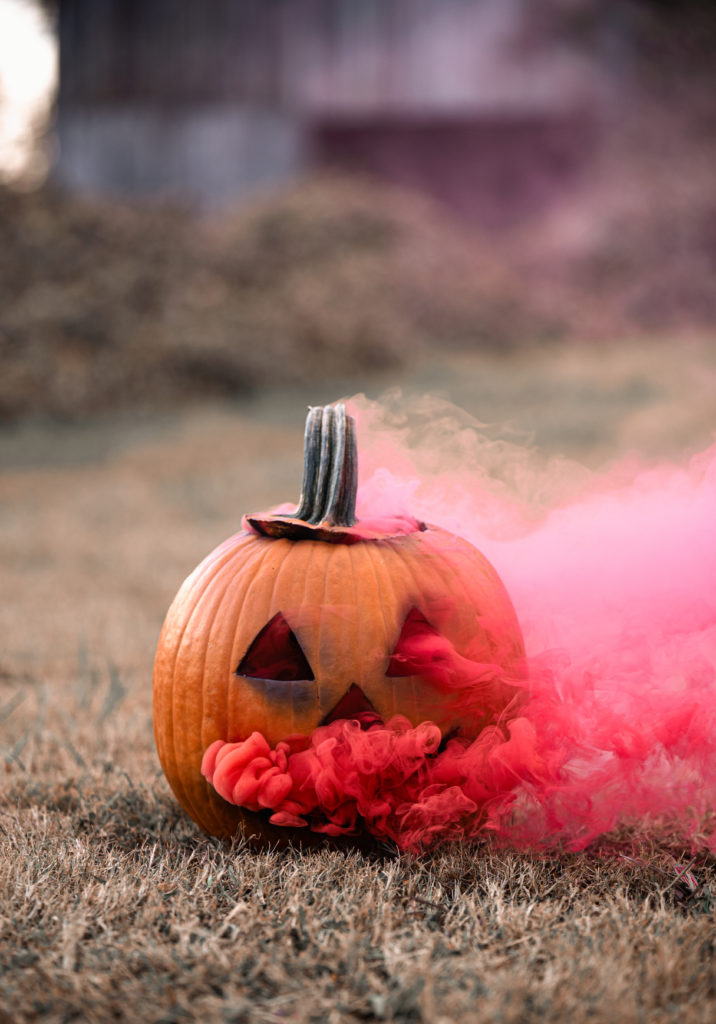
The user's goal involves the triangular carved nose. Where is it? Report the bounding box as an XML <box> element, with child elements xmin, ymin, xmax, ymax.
<box><xmin>321</xmin><ymin>684</ymin><xmax>380</xmax><ymax>726</ymax></box>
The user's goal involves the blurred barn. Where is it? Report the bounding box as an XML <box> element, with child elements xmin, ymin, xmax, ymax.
<box><xmin>55</xmin><ymin>0</ymin><xmax>608</xmax><ymax>226</ymax></box>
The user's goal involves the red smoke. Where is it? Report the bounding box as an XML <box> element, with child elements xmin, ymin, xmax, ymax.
<box><xmin>202</xmin><ymin>712</ymin><xmax>547</xmax><ymax>850</ymax></box>
<box><xmin>203</xmin><ymin>397</ymin><xmax>716</xmax><ymax>852</ymax></box>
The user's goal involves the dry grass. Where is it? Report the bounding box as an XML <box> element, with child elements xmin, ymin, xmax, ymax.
<box><xmin>2</xmin><ymin>666</ymin><xmax>715</xmax><ymax>1024</ymax></box>
<box><xmin>2</xmin><ymin>356</ymin><xmax>716</xmax><ymax>1023</ymax></box>
<box><xmin>2</xmin><ymin>737</ymin><xmax>715</xmax><ymax>1024</ymax></box>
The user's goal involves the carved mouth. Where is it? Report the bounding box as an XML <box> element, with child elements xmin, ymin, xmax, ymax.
<box><xmin>320</xmin><ymin>684</ymin><xmax>381</xmax><ymax>728</ymax></box>
<box><xmin>203</xmin><ymin>690</ymin><xmax>470</xmax><ymax>843</ymax></box>
<box><xmin>320</xmin><ymin>684</ymin><xmax>458</xmax><ymax>747</ymax></box>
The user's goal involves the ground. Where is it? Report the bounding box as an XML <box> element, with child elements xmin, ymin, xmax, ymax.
<box><xmin>1</xmin><ymin>343</ymin><xmax>715</xmax><ymax>1023</ymax></box>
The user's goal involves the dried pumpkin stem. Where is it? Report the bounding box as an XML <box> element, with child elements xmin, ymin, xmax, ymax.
<box><xmin>292</xmin><ymin>404</ymin><xmax>357</xmax><ymax>526</ymax></box>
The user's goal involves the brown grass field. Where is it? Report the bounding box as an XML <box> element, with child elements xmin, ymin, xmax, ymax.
<box><xmin>2</xmin><ymin>343</ymin><xmax>716</xmax><ymax>1023</ymax></box>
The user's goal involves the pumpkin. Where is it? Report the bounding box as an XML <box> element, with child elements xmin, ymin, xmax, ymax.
<box><xmin>153</xmin><ymin>404</ymin><xmax>526</xmax><ymax>844</ymax></box>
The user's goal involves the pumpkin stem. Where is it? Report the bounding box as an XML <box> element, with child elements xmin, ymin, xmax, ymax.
<box><xmin>245</xmin><ymin>403</ymin><xmax>423</xmax><ymax>542</ymax></box>
<box><xmin>292</xmin><ymin>404</ymin><xmax>357</xmax><ymax>527</ymax></box>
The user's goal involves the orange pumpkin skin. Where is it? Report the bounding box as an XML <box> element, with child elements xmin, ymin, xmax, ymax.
<box><xmin>152</xmin><ymin>522</ymin><xmax>526</xmax><ymax>842</ymax></box>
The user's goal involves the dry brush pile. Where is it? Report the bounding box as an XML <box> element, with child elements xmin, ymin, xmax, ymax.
<box><xmin>0</xmin><ymin>176</ymin><xmax>547</xmax><ymax>423</ymax></box>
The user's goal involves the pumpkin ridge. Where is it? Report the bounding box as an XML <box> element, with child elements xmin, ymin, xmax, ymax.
<box><xmin>226</xmin><ymin>539</ymin><xmax>295</xmax><ymax>746</ymax></box>
<box><xmin>157</xmin><ymin>532</ymin><xmax>260</xmax><ymax>827</ymax></box>
<box><xmin>293</xmin><ymin>540</ymin><xmax>321</xmax><ymax>734</ymax></box>
<box><xmin>316</xmin><ymin>542</ymin><xmax>348</xmax><ymax>707</ymax></box>
<box><xmin>366</xmin><ymin>540</ymin><xmax>409</xmax><ymax>724</ymax></box>
<box><xmin>423</xmin><ymin>532</ymin><xmax>527</xmax><ymax>724</ymax></box>
<box><xmin>384</xmin><ymin>531</ymin><xmax>449</xmax><ymax>727</ymax></box>
<box><xmin>207</xmin><ymin>536</ymin><xmax>276</xmax><ymax>729</ymax></box>
<box><xmin>270</xmin><ymin>536</ymin><xmax>320</xmax><ymax>737</ymax></box>
<box><xmin>185</xmin><ymin>536</ymin><xmax>272</xmax><ymax>831</ymax></box>
<box><xmin>347</xmin><ymin>538</ymin><xmax>372</xmax><ymax>699</ymax></box>
<box><xmin>201</xmin><ymin>537</ymin><xmax>290</xmax><ymax>837</ymax></box>
<box><xmin>155</xmin><ymin>535</ymin><xmax>247</xmax><ymax>808</ymax></box>
<box><xmin>409</xmin><ymin>532</ymin><xmax>482</xmax><ymax>726</ymax></box>
<box><xmin>429</xmin><ymin>531</ymin><xmax>524</xmax><ymax>657</ymax></box>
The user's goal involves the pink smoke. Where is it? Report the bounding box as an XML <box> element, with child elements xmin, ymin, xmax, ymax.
<box><xmin>204</xmin><ymin>396</ymin><xmax>716</xmax><ymax>851</ymax></box>
<box><xmin>202</xmin><ymin>712</ymin><xmax>548</xmax><ymax>850</ymax></box>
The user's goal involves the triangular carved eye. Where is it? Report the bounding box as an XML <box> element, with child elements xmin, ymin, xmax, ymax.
<box><xmin>386</xmin><ymin>607</ymin><xmax>441</xmax><ymax>677</ymax></box>
<box><xmin>236</xmin><ymin>613</ymin><xmax>315</xmax><ymax>681</ymax></box>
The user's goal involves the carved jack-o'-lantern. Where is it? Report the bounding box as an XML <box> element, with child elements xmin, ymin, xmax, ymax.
<box><xmin>153</xmin><ymin>405</ymin><xmax>526</xmax><ymax>844</ymax></box>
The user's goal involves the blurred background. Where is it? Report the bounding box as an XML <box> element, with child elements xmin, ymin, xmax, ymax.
<box><xmin>1</xmin><ymin>0</ymin><xmax>716</xmax><ymax>462</ymax></box>
<box><xmin>0</xmin><ymin>0</ymin><xmax>715</xmax><ymax>733</ymax></box>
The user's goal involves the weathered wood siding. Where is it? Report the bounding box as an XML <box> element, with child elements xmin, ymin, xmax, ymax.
<box><xmin>55</xmin><ymin>0</ymin><xmax>603</xmax><ymax>210</ymax></box>
<box><xmin>58</xmin><ymin>0</ymin><xmax>594</xmax><ymax>114</ymax></box>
